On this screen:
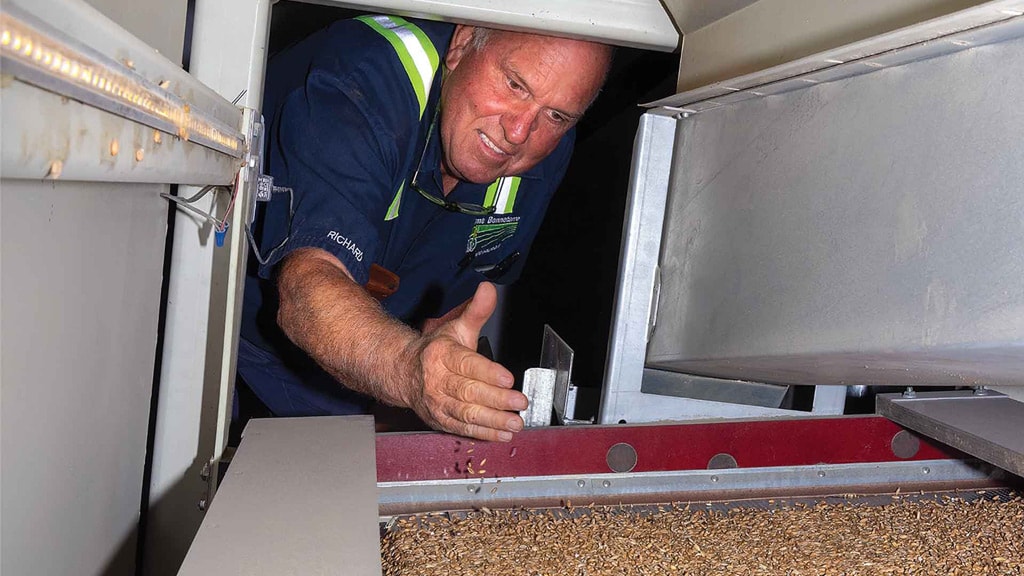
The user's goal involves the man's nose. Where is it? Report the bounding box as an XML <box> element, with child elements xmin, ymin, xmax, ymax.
<box><xmin>500</xmin><ymin>105</ymin><xmax>539</xmax><ymax>146</ymax></box>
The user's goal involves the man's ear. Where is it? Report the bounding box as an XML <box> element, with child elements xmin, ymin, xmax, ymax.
<box><xmin>446</xmin><ymin>25</ymin><xmax>476</xmax><ymax>70</ymax></box>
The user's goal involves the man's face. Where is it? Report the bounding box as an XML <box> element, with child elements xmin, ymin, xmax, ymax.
<box><xmin>439</xmin><ymin>27</ymin><xmax>611</xmax><ymax>186</ymax></box>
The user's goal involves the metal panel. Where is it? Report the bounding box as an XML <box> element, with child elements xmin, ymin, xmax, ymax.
<box><xmin>380</xmin><ymin>459</ymin><xmax>995</xmax><ymax>515</ymax></box>
<box><xmin>1</xmin><ymin>80</ymin><xmax>238</xmax><ymax>184</ymax></box>
<box><xmin>647</xmin><ymin>20</ymin><xmax>1024</xmax><ymax>388</ymax></box>
<box><xmin>304</xmin><ymin>0</ymin><xmax>679</xmax><ymax>51</ymax></box>
<box><xmin>877</xmin><ymin>390</ymin><xmax>1024</xmax><ymax>477</ymax></box>
<box><xmin>178</xmin><ymin>417</ymin><xmax>383</xmax><ymax>576</ymax></box>
<box><xmin>652</xmin><ymin>0</ymin><xmax>1024</xmax><ymax>110</ymax></box>
<box><xmin>376</xmin><ymin>417</ymin><xmax>962</xmax><ymax>483</ymax></box>
<box><xmin>1</xmin><ymin>180</ymin><xmax>168</xmax><ymax>576</ymax></box>
<box><xmin>673</xmin><ymin>0</ymin><xmax>1001</xmax><ymax>93</ymax></box>
<box><xmin>597</xmin><ymin>110</ymin><xmax>677</xmax><ymax>424</ymax></box>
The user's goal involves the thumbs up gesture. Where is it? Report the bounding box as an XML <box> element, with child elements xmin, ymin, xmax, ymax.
<box><xmin>405</xmin><ymin>282</ymin><xmax>527</xmax><ymax>442</ymax></box>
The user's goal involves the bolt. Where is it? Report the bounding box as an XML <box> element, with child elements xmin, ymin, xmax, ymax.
<box><xmin>602</xmin><ymin>480</ymin><xmax>611</xmax><ymax>488</ymax></box>
<box><xmin>903</xmin><ymin>387</ymin><xmax>917</xmax><ymax>399</ymax></box>
<box><xmin>710</xmin><ymin>475</ymin><xmax>719</xmax><ymax>483</ymax></box>
<box><xmin>197</xmin><ymin>499</ymin><xmax>207</xmax><ymax>511</ymax></box>
<box><xmin>973</xmin><ymin>386</ymin><xmax>989</xmax><ymax>396</ymax></box>
<box><xmin>467</xmin><ymin>485</ymin><xmax>480</xmax><ymax>494</ymax></box>
<box><xmin>922</xmin><ymin>467</ymin><xmax>931</xmax><ymax>475</ymax></box>
<box><xmin>577</xmin><ymin>480</ymin><xmax>586</xmax><ymax>488</ymax></box>
<box><xmin>818</xmin><ymin>470</ymin><xmax>827</xmax><ymax>478</ymax></box>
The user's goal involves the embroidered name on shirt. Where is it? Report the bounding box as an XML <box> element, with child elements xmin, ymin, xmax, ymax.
<box><xmin>327</xmin><ymin>231</ymin><xmax>364</xmax><ymax>262</ymax></box>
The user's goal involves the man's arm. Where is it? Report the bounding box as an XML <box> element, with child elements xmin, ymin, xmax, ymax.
<box><xmin>276</xmin><ymin>247</ymin><xmax>527</xmax><ymax>442</ymax></box>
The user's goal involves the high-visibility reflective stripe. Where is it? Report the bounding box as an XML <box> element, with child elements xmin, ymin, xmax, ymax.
<box><xmin>483</xmin><ymin>178</ymin><xmax>502</xmax><ymax>208</ymax></box>
<box><xmin>385</xmin><ymin>181</ymin><xmax>404</xmax><ymax>221</ymax></box>
<box><xmin>493</xmin><ymin>176</ymin><xmax>521</xmax><ymax>215</ymax></box>
<box><xmin>356</xmin><ymin>15</ymin><xmax>438</xmax><ymax>119</ymax></box>
<box><xmin>501</xmin><ymin>177</ymin><xmax>521</xmax><ymax>214</ymax></box>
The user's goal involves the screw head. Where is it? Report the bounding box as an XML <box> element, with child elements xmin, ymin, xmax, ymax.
<box><xmin>818</xmin><ymin>470</ymin><xmax>827</xmax><ymax>478</ymax></box>
<box><xmin>197</xmin><ymin>499</ymin><xmax>207</xmax><ymax>511</ymax></box>
<box><xmin>577</xmin><ymin>480</ymin><xmax>586</xmax><ymax>488</ymax></box>
<box><xmin>467</xmin><ymin>485</ymin><xmax>480</xmax><ymax>494</ymax></box>
<box><xmin>922</xmin><ymin>467</ymin><xmax>931</xmax><ymax>474</ymax></box>
<box><xmin>602</xmin><ymin>480</ymin><xmax>611</xmax><ymax>488</ymax></box>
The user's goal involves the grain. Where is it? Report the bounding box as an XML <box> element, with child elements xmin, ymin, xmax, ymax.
<box><xmin>381</xmin><ymin>493</ymin><xmax>1023</xmax><ymax>575</ymax></box>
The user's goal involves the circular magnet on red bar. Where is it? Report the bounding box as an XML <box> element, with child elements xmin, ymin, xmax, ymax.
<box><xmin>606</xmin><ymin>442</ymin><xmax>637</xmax><ymax>473</ymax></box>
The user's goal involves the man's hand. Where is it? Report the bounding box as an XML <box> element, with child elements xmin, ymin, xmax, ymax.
<box><xmin>276</xmin><ymin>248</ymin><xmax>526</xmax><ymax>442</ymax></box>
<box><xmin>404</xmin><ymin>283</ymin><xmax>526</xmax><ymax>442</ymax></box>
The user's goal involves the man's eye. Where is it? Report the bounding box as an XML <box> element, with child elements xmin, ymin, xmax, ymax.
<box><xmin>506</xmin><ymin>77</ymin><xmax>523</xmax><ymax>91</ymax></box>
<box><xmin>548</xmin><ymin>111</ymin><xmax>567</xmax><ymax>123</ymax></box>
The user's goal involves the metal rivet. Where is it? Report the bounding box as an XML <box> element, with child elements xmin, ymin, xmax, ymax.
<box><xmin>922</xmin><ymin>467</ymin><xmax>931</xmax><ymax>475</ymax></box>
<box><xmin>818</xmin><ymin>470</ymin><xmax>827</xmax><ymax>478</ymax></box>
<box><xmin>467</xmin><ymin>485</ymin><xmax>480</xmax><ymax>493</ymax></box>
<box><xmin>577</xmin><ymin>480</ymin><xmax>586</xmax><ymax>488</ymax></box>
<box><xmin>602</xmin><ymin>480</ymin><xmax>611</xmax><ymax>488</ymax></box>
<box><xmin>197</xmin><ymin>499</ymin><xmax>207</xmax><ymax>511</ymax></box>
<box><xmin>710</xmin><ymin>475</ymin><xmax>719</xmax><ymax>483</ymax></box>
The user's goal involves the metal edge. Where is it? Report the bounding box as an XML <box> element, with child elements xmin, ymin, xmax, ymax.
<box><xmin>379</xmin><ymin>458</ymin><xmax>1006</xmax><ymax>516</ymax></box>
<box><xmin>648</xmin><ymin>0</ymin><xmax>1024</xmax><ymax>111</ymax></box>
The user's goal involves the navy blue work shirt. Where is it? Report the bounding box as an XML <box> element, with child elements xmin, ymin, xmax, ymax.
<box><xmin>238</xmin><ymin>16</ymin><xmax>574</xmax><ymax>415</ymax></box>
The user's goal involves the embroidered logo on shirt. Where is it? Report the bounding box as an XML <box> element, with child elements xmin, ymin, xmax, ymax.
<box><xmin>467</xmin><ymin>215</ymin><xmax>520</xmax><ymax>257</ymax></box>
<box><xmin>327</xmin><ymin>230</ymin><xmax>364</xmax><ymax>262</ymax></box>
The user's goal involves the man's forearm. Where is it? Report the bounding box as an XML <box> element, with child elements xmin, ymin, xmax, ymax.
<box><xmin>276</xmin><ymin>248</ymin><xmax>420</xmax><ymax>407</ymax></box>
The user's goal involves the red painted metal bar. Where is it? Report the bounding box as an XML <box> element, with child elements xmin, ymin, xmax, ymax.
<box><xmin>376</xmin><ymin>416</ymin><xmax>962</xmax><ymax>482</ymax></box>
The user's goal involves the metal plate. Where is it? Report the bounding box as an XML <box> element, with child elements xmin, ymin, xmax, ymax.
<box><xmin>878</xmin><ymin>390</ymin><xmax>1024</xmax><ymax>477</ymax></box>
<box><xmin>646</xmin><ymin>18</ymin><xmax>1024</xmax><ymax>387</ymax></box>
<box><xmin>179</xmin><ymin>417</ymin><xmax>383</xmax><ymax>576</ymax></box>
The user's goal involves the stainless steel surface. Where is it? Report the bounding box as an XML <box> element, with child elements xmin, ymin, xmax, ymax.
<box><xmin>652</xmin><ymin>0</ymin><xmax>1024</xmax><ymax>111</ymax></box>
<box><xmin>542</xmin><ymin>325</ymin><xmax>580</xmax><ymax>423</ymax></box>
<box><xmin>598</xmin><ymin>111</ymin><xmax>849</xmax><ymax>424</ymax></box>
<box><xmin>179</xmin><ymin>417</ymin><xmax>383</xmax><ymax>576</ymax></box>
<box><xmin>378</xmin><ymin>459</ymin><xmax>1000</xmax><ymax>515</ymax></box>
<box><xmin>305</xmin><ymin>0</ymin><xmax>679</xmax><ymax>51</ymax></box>
<box><xmin>598</xmin><ymin>110</ymin><xmax>677</xmax><ymax>424</ymax></box>
<box><xmin>877</xmin><ymin>391</ymin><xmax>1024</xmax><ymax>478</ymax></box>
<box><xmin>641</xmin><ymin>368</ymin><xmax>787</xmax><ymax>408</ymax></box>
<box><xmin>647</xmin><ymin>16</ymin><xmax>1024</xmax><ymax>388</ymax></box>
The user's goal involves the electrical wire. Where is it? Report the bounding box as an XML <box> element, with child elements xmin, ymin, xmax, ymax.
<box><xmin>246</xmin><ymin>185</ymin><xmax>294</xmax><ymax>266</ymax></box>
<box><xmin>160</xmin><ymin>185</ymin><xmax>233</xmax><ymax>231</ymax></box>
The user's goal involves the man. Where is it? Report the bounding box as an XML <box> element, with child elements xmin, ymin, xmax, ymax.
<box><xmin>238</xmin><ymin>14</ymin><xmax>612</xmax><ymax>442</ymax></box>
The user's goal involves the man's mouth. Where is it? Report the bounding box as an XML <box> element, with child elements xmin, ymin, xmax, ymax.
<box><xmin>479</xmin><ymin>132</ymin><xmax>510</xmax><ymax>156</ymax></box>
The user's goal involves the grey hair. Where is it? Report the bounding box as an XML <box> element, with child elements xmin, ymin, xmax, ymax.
<box><xmin>470</xmin><ymin>27</ymin><xmax>491</xmax><ymax>51</ymax></box>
